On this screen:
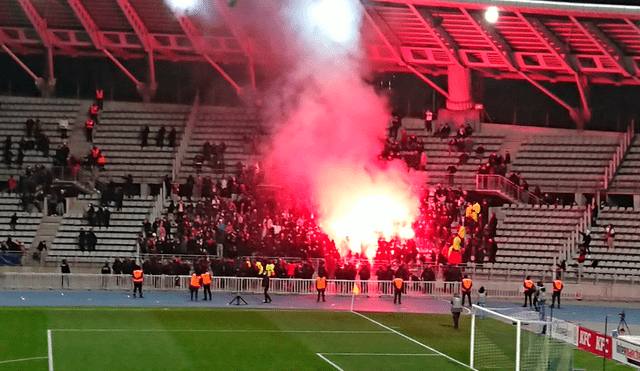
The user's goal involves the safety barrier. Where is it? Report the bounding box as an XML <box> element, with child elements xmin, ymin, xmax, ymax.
<box><xmin>0</xmin><ymin>273</ymin><xmax>465</xmax><ymax>298</ymax></box>
<box><xmin>3</xmin><ymin>272</ymin><xmax>636</xmax><ymax>302</ymax></box>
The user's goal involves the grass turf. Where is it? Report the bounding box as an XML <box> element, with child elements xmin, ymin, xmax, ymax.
<box><xmin>0</xmin><ymin>307</ymin><xmax>633</xmax><ymax>371</ymax></box>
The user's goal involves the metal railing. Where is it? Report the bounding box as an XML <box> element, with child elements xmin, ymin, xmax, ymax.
<box><xmin>476</xmin><ymin>174</ymin><xmax>545</xmax><ymax>205</ymax></box>
<box><xmin>172</xmin><ymin>91</ymin><xmax>200</xmax><ymax>181</ymax></box>
<box><xmin>4</xmin><ymin>272</ymin><xmax>640</xmax><ymax>302</ymax></box>
<box><xmin>603</xmin><ymin>120</ymin><xmax>634</xmax><ymax>190</ymax></box>
<box><xmin>51</xmin><ymin>166</ymin><xmax>106</xmax><ymax>191</ymax></box>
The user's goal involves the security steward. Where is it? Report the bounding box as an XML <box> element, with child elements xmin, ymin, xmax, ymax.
<box><xmin>461</xmin><ymin>275</ymin><xmax>472</xmax><ymax>306</ymax></box>
<box><xmin>132</xmin><ymin>266</ymin><xmax>144</xmax><ymax>298</ymax></box>
<box><xmin>189</xmin><ymin>273</ymin><xmax>201</xmax><ymax>301</ymax></box>
<box><xmin>551</xmin><ymin>275</ymin><xmax>563</xmax><ymax>309</ymax></box>
<box><xmin>316</xmin><ymin>275</ymin><xmax>326</xmax><ymax>302</ymax></box>
<box><xmin>201</xmin><ymin>270</ymin><xmax>212</xmax><ymax>301</ymax></box>
<box><xmin>523</xmin><ymin>276</ymin><xmax>535</xmax><ymax>307</ymax></box>
<box><xmin>393</xmin><ymin>275</ymin><xmax>403</xmax><ymax>304</ymax></box>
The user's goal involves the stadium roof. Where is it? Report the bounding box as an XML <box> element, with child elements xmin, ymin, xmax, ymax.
<box><xmin>1</xmin><ymin>0</ymin><xmax>639</xmax><ymax>101</ymax></box>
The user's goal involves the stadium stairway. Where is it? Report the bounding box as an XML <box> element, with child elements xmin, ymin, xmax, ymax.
<box><xmin>483</xmin><ymin>204</ymin><xmax>587</xmax><ymax>277</ymax></box>
<box><xmin>47</xmin><ymin>193</ymin><xmax>155</xmax><ymax>263</ymax></box>
<box><xmin>176</xmin><ymin>106</ymin><xmax>261</xmax><ymax>183</ymax></box>
<box><xmin>90</xmin><ymin>101</ymin><xmax>191</xmax><ymax>185</ymax></box>
<box><xmin>0</xmin><ymin>96</ymin><xmax>82</xmax><ymax>183</ymax></box>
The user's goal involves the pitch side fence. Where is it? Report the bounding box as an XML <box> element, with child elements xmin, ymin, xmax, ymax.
<box><xmin>0</xmin><ymin>272</ymin><xmax>597</xmax><ymax>301</ymax></box>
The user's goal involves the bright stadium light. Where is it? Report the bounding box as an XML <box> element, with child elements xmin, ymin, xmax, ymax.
<box><xmin>485</xmin><ymin>6</ymin><xmax>499</xmax><ymax>23</ymax></box>
<box><xmin>166</xmin><ymin>0</ymin><xmax>201</xmax><ymax>13</ymax></box>
<box><xmin>307</xmin><ymin>0</ymin><xmax>360</xmax><ymax>45</ymax></box>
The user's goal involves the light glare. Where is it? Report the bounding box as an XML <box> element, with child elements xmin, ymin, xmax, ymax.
<box><xmin>307</xmin><ymin>0</ymin><xmax>360</xmax><ymax>45</ymax></box>
<box><xmin>485</xmin><ymin>6</ymin><xmax>499</xmax><ymax>23</ymax></box>
<box><xmin>166</xmin><ymin>0</ymin><xmax>200</xmax><ymax>12</ymax></box>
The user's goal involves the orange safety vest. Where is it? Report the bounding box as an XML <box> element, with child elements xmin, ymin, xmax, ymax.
<box><xmin>96</xmin><ymin>89</ymin><xmax>104</xmax><ymax>99</ymax></box>
<box><xmin>553</xmin><ymin>280</ymin><xmax>563</xmax><ymax>292</ymax></box>
<box><xmin>85</xmin><ymin>119</ymin><xmax>94</xmax><ymax>129</ymax></box>
<box><xmin>90</xmin><ymin>105</ymin><xmax>99</xmax><ymax>115</ymax></box>
<box><xmin>201</xmin><ymin>272</ymin><xmax>211</xmax><ymax>285</ymax></box>
<box><xmin>524</xmin><ymin>279</ymin><xmax>534</xmax><ymax>290</ymax></box>
<box><xmin>91</xmin><ymin>148</ymin><xmax>101</xmax><ymax>159</ymax></box>
<box><xmin>462</xmin><ymin>278</ymin><xmax>472</xmax><ymax>292</ymax></box>
<box><xmin>97</xmin><ymin>155</ymin><xmax>106</xmax><ymax>165</ymax></box>
<box><xmin>133</xmin><ymin>270</ymin><xmax>143</xmax><ymax>283</ymax></box>
<box><xmin>190</xmin><ymin>274</ymin><xmax>201</xmax><ymax>288</ymax></box>
<box><xmin>316</xmin><ymin>277</ymin><xmax>326</xmax><ymax>290</ymax></box>
<box><xmin>393</xmin><ymin>278</ymin><xmax>403</xmax><ymax>290</ymax></box>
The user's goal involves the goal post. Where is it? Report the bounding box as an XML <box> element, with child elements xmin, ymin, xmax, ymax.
<box><xmin>470</xmin><ymin>304</ymin><xmax>574</xmax><ymax>371</ymax></box>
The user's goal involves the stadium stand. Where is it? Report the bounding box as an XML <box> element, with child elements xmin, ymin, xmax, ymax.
<box><xmin>607</xmin><ymin>136</ymin><xmax>640</xmax><ymax>194</ymax></box>
<box><xmin>510</xmin><ymin>134</ymin><xmax>621</xmax><ymax>193</ymax></box>
<box><xmin>582</xmin><ymin>206</ymin><xmax>640</xmax><ymax>280</ymax></box>
<box><xmin>93</xmin><ymin>101</ymin><xmax>190</xmax><ymax>184</ymax></box>
<box><xmin>47</xmin><ymin>194</ymin><xmax>154</xmax><ymax>262</ymax></box>
<box><xmin>176</xmin><ymin>106</ymin><xmax>261</xmax><ymax>182</ymax></box>
<box><xmin>406</xmin><ymin>130</ymin><xmax>505</xmax><ymax>189</ymax></box>
<box><xmin>0</xmin><ymin>193</ymin><xmax>43</xmax><ymax>249</ymax></box>
<box><xmin>0</xmin><ymin>96</ymin><xmax>81</xmax><ymax>182</ymax></box>
<box><xmin>491</xmin><ymin>204</ymin><xmax>587</xmax><ymax>275</ymax></box>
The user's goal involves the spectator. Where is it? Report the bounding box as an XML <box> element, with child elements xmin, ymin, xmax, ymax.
<box><xmin>605</xmin><ymin>224</ymin><xmax>615</xmax><ymax>250</ymax></box>
<box><xmin>156</xmin><ymin>126</ymin><xmax>166</xmax><ymax>147</ymax></box>
<box><xmin>78</xmin><ymin>228</ymin><xmax>88</xmax><ymax>252</ymax></box>
<box><xmin>87</xmin><ymin>228</ymin><xmax>98</xmax><ymax>251</ymax></box>
<box><xmin>9</xmin><ymin>212</ymin><xmax>17</xmax><ymax>231</ymax></box>
<box><xmin>140</xmin><ymin>126</ymin><xmax>150</xmax><ymax>147</ymax></box>
<box><xmin>59</xmin><ymin>119</ymin><xmax>69</xmax><ymax>139</ymax></box>
<box><xmin>168</xmin><ymin>128</ymin><xmax>177</xmax><ymax>147</ymax></box>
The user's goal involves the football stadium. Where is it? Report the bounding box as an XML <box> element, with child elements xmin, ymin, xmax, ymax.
<box><xmin>1</xmin><ymin>0</ymin><xmax>640</xmax><ymax>370</ymax></box>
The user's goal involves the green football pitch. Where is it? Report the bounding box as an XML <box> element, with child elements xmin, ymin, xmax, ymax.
<box><xmin>0</xmin><ymin>307</ymin><xmax>633</xmax><ymax>371</ymax></box>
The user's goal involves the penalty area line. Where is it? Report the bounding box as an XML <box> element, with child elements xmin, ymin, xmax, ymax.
<box><xmin>320</xmin><ymin>353</ymin><xmax>440</xmax><ymax>356</ymax></box>
<box><xmin>352</xmin><ymin>311</ymin><xmax>476</xmax><ymax>370</ymax></box>
<box><xmin>0</xmin><ymin>356</ymin><xmax>48</xmax><ymax>365</ymax></box>
<box><xmin>316</xmin><ymin>353</ymin><xmax>345</xmax><ymax>371</ymax></box>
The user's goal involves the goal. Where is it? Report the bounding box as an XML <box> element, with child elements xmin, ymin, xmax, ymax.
<box><xmin>470</xmin><ymin>305</ymin><xmax>574</xmax><ymax>371</ymax></box>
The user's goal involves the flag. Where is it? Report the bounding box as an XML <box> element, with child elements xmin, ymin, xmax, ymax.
<box><xmin>352</xmin><ymin>284</ymin><xmax>360</xmax><ymax>295</ymax></box>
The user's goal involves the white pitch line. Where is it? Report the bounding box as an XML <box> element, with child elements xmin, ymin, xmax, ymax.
<box><xmin>352</xmin><ymin>311</ymin><xmax>476</xmax><ymax>370</ymax></box>
<box><xmin>50</xmin><ymin>329</ymin><xmax>390</xmax><ymax>334</ymax></box>
<box><xmin>0</xmin><ymin>356</ymin><xmax>48</xmax><ymax>365</ymax></box>
<box><xmin>316</xmin><ymin>353</ymin><xmax>345</xmax><ymax>371</ymax></box>
<box><xmin>47</xmin><ymin>329</ymin><xmax>54</xmax><ymax>371</ymax></box>
<box><xmin>320</xmin><ymin>353</ymin><xmax>440</xmax><ymax>356</ymax></box>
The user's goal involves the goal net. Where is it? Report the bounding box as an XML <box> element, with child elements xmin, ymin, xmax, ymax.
<box><xmin>470</xmin><ymin>305</ymin><xmax>574</xmax><ymax>371</ymax></box>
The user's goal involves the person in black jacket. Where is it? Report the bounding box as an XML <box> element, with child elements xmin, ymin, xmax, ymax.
<box><xmin>156</xmin><ymin>126</ymin><xmax>165</xmax><ymax>147</ymax></box>
<box><xmin>579</xmin><ymin>230</ymin><xmax>591</xmax><ymax>255</ymax></box>
<box><xmin>262</xmin><ymin>272</ymin><xmax>272</xmax><ymax>303</ymax></box>
<box><xmin>420</xmin><ymin>266</ymin><xmax>436</xmax><ymax>294</ymax></box>
<box><xmin>101</xmin><ymin>261</ymin><xmax>111</xmax><ymax>288</ymax></box>
<box><xmin>61</xmin><ymin>259</ymin><xmax>70</xmax><ymax>287</ymax></box>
